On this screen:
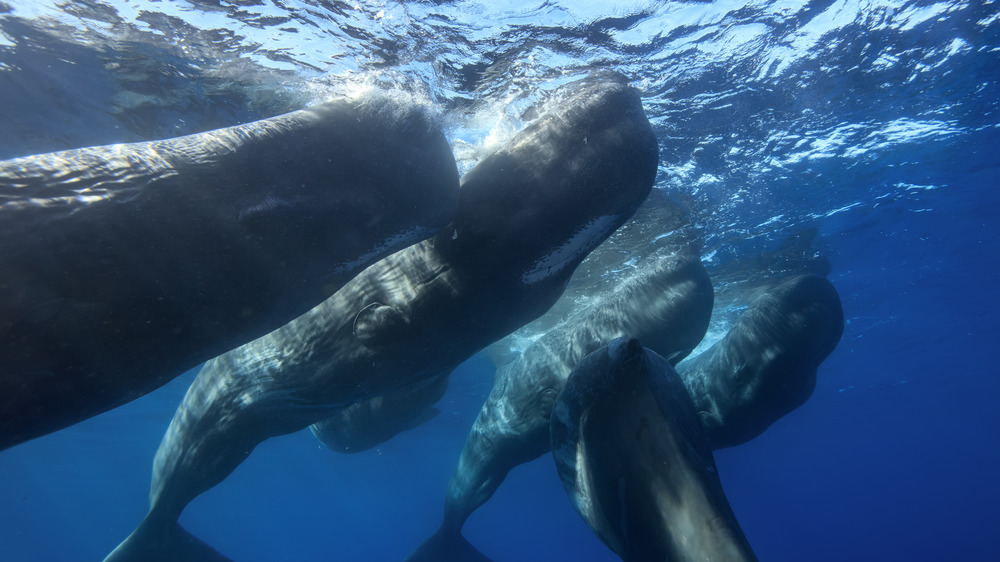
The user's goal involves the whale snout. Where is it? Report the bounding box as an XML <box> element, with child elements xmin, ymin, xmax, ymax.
<box><xmin>447</xmin><ymin>75</ymin><xmax>658</xmax><ymax>285</ymax></box>
<box><xmin>607</xmin><ymin>336</ymin><xmax>644</xmax><ymax>365</ymax></box>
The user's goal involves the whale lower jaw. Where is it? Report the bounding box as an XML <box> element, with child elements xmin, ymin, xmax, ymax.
<box><xmin>328</xmin><ymin>225</ymin><xmax>437</xmax><ymax>278</ymax></box>
<box><xmin>520</xmin><ymin>214</ymin><xmax>620</xmax><ymax>285</ymax></box>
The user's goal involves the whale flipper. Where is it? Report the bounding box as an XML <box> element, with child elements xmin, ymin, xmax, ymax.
<box><xmin>104</xmin><ymin>514</ymin><xmax>231</xmax><ymax>562</ymax></box>
<box><xmin>406</xmin><ymin>528</ymin><xmax>492</xmax><ymax>562</ymax></box>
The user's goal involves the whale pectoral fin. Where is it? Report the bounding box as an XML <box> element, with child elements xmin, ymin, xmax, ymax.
<box><xmin>104</xmin><ymin>514</ymin><xmax>232</xmax><ymax>562</ymax></box>
<box><xmin>352</xmin><ymin>302</ymin><xmax>412</xmax><ymax>346</ymax></box>
<box><xmin>406</xmin><ymin>527</ymin><xmax>493</xmax><ymax>562</ymax></box>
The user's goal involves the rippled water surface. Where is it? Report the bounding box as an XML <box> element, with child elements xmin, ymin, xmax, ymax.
<box><xmin>1</xmin><ymin>1</ymin><xmax>998</xmax><ymax>561</ymax></box>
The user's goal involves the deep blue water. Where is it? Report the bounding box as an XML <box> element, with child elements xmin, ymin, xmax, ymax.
<box><xmin>1</xmin><ymin>1</ymin><xmax>999</xmax><ymax>561</ymax></box>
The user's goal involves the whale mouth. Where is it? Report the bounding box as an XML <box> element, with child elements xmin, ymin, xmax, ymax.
<box><xmin>520</xmin><ymin>214</ymin><xmax>620</xmax><ymax>285</ymax></box>
<box><xmin>326</xmin><ymin>225</ymin><xmax>436</xmax><ymax>279</ymax></box>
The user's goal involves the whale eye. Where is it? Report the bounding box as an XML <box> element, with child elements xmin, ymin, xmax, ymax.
<box><xmin>353</xmin><ymin>302</ymin><xmax>411</xmax><ymax>346</ymax></box>
<box><xmin>539</xmin><ymin>387</ymin><xmax>559</xmax><ymax>413</ymax></box>
<box><xmin>237</xmin><ymin>195</ymin><xmax>296</xmax><ymax>237</ymax></box>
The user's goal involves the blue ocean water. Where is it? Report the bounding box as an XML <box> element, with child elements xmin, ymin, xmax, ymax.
<box><xmin>1</xmin><ymin>1</ymin><xmax>998</xmax><ymax>561</ymax></box>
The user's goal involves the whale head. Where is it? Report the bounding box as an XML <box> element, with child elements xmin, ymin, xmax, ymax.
<box><xmin>439</xmin><ymin>75</ymin><xmax>658</xmax><ymax>289</ymax></box>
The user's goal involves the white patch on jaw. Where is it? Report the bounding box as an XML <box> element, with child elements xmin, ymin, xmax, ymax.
<box><xmin>520</xmin><ymin>215</ymin><xmax>620</xmax><ymax>285</ymax></box>
<box><xmin>329</xmin><ymin>226</ymin><xmax>434</xmax><ymax>277</ymax></box>
<box><xmin>573</xmin><ymin>426</ymin><xmax>596</xmax><ymax>519</ymax></box>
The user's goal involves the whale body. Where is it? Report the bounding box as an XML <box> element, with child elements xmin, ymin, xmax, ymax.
<box><xmin>105</xmin><ymin>74</ymin><xmax>659</xmax><ymax>562</ymax></box>
<box><xmin>407</xmin><ymin>247</ymin><xmax>713</xmax><ymax>562</ymax></box>
<box><xmin>0</xmin><ymin>93</ymin><xmax>459</xmax><ymax>449</ymax></box>
<box><xmin>409</xmin><ymin>271</ymin><xmax>843</xmax><ymax>561</ymax></box>
<box><xmin>551</xmin><ymin>337</ymin><xmax>758</xmax><ymax>562</ymax></box>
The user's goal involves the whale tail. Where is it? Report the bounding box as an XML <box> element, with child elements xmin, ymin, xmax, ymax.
<box><xmin>104</xmin><ymin>513</ymin><xmax>232</xmax><ymax>562</ymax></box>
<box><xmin>406</xmin><ymin>528</ymin><xmax>492</xmax><ymax>562</ymax></box>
